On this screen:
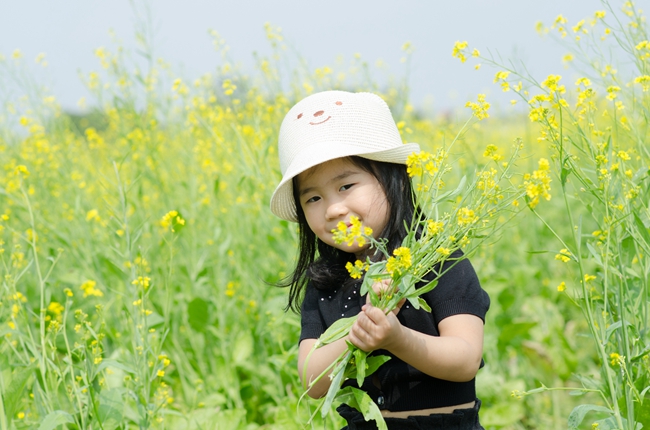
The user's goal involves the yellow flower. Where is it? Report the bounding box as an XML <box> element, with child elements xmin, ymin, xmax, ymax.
<box><xmin>14</xmin><ymin>165</ymin><xmax>30</xmax><ymax>177</ymax></box>
<box><xmin>541</xmin><ymin>74</ymin><xmax>566</xmax><ymax>94</ymax></box>
<box><xmin>406</xmin><ymin>151</ymin><xmax>442</xmax><ymax>178</ymax></box>
<box><xmin>584</xmin><ymin>274</ymin><xmax>597</xmax><ymax>283</ymax></box>
<box><xmin>48</xmin><ymin>302</ymin><xmax>64</xmax><ymax>315</ymax></box>
<box><xmin>465</xmin><ymin>94</ymin><xmax>490</xmax><ymax>120</ymax></box>
<box><xmin>452</xmin><ymin>41</ymin><xmax>468</xmax><ymax>63</ymax></box>
<box><xmin>557</xmin><ymin>282</ymin><xmax>566</xmax><ymax>292</ymax></box>
<box><xmin>160</xmin><ymin>210</ymin><xmax>185</xmax><ymax>232</ymax></box>
<box><xmin>426</xmin><ymin>220</ymin><xmax>444</xmax><ymax>236</ymax></box>
<box><xmin>617</xmin><ymin>150</ymin><xmax>631</xmax><ymax>161</ymax></box>
<box><xmin>457</xmin><ymin>207</ymin><xmax>478</xmax><ymax>226</ymax></box>
<box><xmin>86</xmin><ymin>209</ymin><xmax>100</xmax><ymax>222</ymax></box>
<box><xmin>332</xmin><ymin>216</ymin><xmax>371</xmax><ymax>247</ymax></box>
<box><xmin>609</xmin><ymin>352</ymin><xmax>624</xmax><ymax>366</ymax></box>
<box><xmin>594</xmin><ymin>10</ymin><xmax>606</xmax><ymax>19</ymax></box>
<box><xmin>385</xmin><ymin>247</ymin><xmax>412</xmax><ymax>276</ymax></box>
<box><xmin>523</xmin><ymin>158</ymin><xmax>552</xmax><ymax>208</ymax></box>
<box><xmin>554</xmin><ymin>249</ymin><xmax>572</xmax><ymax>263</ymax></box>
<box><xmin>132</xmin><ymin>276</ymin><xmax>151</xmax><ymax>289</ymax></box>
<box><xmin>606</xmin><ymin>86</ymin><xmax>621</xmax><ymax>100</ymax></box>
<box><xmin>80</xmin><ymin>280</ymin><xmax>103</xmax><ymax>298</ymax></box>
<box><xmin>345</xmin><ymin>260</ymin><xmax>369</xmax><ymax>279</ymax></box>
<box><xmin>494</xmin><ymin>71</ymin><xmax>510</xmax><ymax>82</ymax></box>
<box><xmin>483</xmin><ymin>145</ymin><xmax>502</xmax><ymax>162</ymax></box>
<box><xmin>436</xmin><ymin>247</ymin><xmax>451</xmax><ymax>257</ymax></box>
<box><xmin>634</xmin><ymin>75</ymin><xmax>650</xmax><ymax>91</ymax></box>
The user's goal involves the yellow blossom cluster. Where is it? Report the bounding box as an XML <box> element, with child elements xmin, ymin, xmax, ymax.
<box><xmin>406</xmin><ymin>150</ymin><xmax>444</xmax><ymax>178</ymax></box>
<box><xmin>494</xmin><ymin>71</ymin><xmax>511</xmax><ymax>92</ymax></box>
<box><xmin>456</xmin><ymin>207</ymin><xmax>478</xmax><ymax>227</ymax></box>
<box><xmin>132</xmin><ymin>276</ymin><xmax>151</xmax><ymax>290</ymax></box>
<box><xmin>332</xmin><ymin>216</ymin><xmax>373</xmax><ymax>247</ymax></box>
<box><xmin>452</xmin><ymin>41</ymin><xmax>469</xmax><ymax>63</ymax></box>
<box><xmin>554</xmin><ymin>248</ymin><xmax>572</xmax><ymax>263</ymax></box>
<box><xmin>385</xmin><ymin>247</ymin><xmax>412</xmax><ymax>276</ymax></box>
<box><xmin>465</xmin><ymin>94</ymin><xmax>490</xmax><ymax>120</ymax></box>
<box><xmin>160</xmin><ymin>210</ymin><xmax>186</xmax><ymax>232</ymax></box>
<box><xmin>523</xmin><ymin>158</ymin><xmax>552</xmax><ymax>208</ymax></box>
<box><xmin>80</xmin><ymin>280</ymin><xmax>103</xmax><ymax>298</ymax></box>
<box><xmin>426</xmin><ymin>220</ymin><xmax>444</xmax><ymax>236</ymax></box>
<box><xmin>345</xmin><ymin>260</ymin><xmax>370</xmax><ymax>279</ymax></box>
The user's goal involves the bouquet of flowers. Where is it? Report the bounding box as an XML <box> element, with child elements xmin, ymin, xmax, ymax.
<box><xmin>300</xmin><ymin>136</ymin><xmax>552</xmax><ymax>429</ymax></box>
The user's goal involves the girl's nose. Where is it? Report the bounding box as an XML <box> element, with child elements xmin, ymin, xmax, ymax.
<box><xmin>325</xmin><ymin>201</ymin><xmax>348</xmax><ymax>221</ymax></box>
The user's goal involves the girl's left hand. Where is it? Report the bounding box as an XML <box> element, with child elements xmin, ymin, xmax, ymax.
<box><xmin>349</xmin><ymin>303</ymin><xmax>404</xmax><ymax>352</ymax></box>
<box><xmin>350</xmin><ymin>280</ymin><xmax>406</xmax><ymax>352</ymax></box>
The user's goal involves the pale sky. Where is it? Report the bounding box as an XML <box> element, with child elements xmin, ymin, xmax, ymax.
<box><xmin>0</xmin><ymin>0</ymin><xmax>597</xmax><ymax>114</ymax></box>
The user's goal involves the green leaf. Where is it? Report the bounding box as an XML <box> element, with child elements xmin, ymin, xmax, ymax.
<box><xmin>435</xmin><ymin>175</ymin><xmax>467</xmax><ymax>203</ymax></box>
<box><xmin>574</xmin><ymin>374</ymin><xmax>600</xmax><ymax>391</ymax></box>
<box><xmin>361</xmin><ymin>263</ymin><xmax>389</xmax><ymax>297</ymax></box>
<box><xmin>593</xmin><ymin>416</ymin><xmax>642</xmax><ymax>430</ymax></box>
<box><xmin>567</xmin><ymin>404</ymin><xmax>612</xmax><ymax>429</ymax></box>
<box><xmin>353</xmin><ymin>349</ymin><xmax>368</xmax><ymax>387</ymax></box>
<box><xmin>348</xmin><ymin>387</ymin><xmax>387</xmax><ymax>430</ymax></box>
<box><xmin>317</xmin><ymin>316</ymin><xmax>356</xmax><ymax>346</ymax></box>
<box><xmin>37</xmin><ymin>410</ymin><xmax>75</xmax><ymax>430</ymax></box>
<box><xmin>321</xmin><ymin>350</ymin><xmax>352</xmax><ymax>418</ymax></box>
<box><xmin>95</xmin><ymin>358</ymin><xmax>136</xmax><ymax>375</ymax></box>
<box><xmin>365</xmin><ymin>355</ymin><xmax>391</xmax><ymax>376</ymax></box>
<box><xmin>232</xmin><ymin>331</ymin><xmax>254</xmax><ymax>365</ymax></box>
<box><xmin>407</xmin><ymin>297</ymin><xmax>431</xmax><ymax>312</ymax></box>
<box><xmin>417</xmin><ymin>278</ymin><xmax>438</xmax><ymax>295</ymax></box>
<box><xmin>2</xmin><ymin>365</ymin><xmax>33</xmax><ymax>420</ymax></box>
<box><xmin>633</xmin><ymin>212</ymin><xmax>650</xmax><ymax>249</ymax></box>
<box><xmin>187</xmin><ymin>297</ymin><xmax>209</xmax><ymax>332</ymax></box>
<box><xmin>97</xmin><ymin>388</ymin><xmax>124</xmax><ymax>430</ymax></box>
<box><xmin>586</xmin><ymin>242</ymin><xmax>603</xmax><ymax>267</ymax></box>
<box><xmin>561</xmin><ymin>155</ymin><xmax>571</xmax><ymax>186</ymax></box>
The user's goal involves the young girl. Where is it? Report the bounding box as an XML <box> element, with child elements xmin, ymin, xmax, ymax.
<box><xmin>270</xmin><ymin>90</ymin><xmax>489</xmax><ymax>430</ymax></box>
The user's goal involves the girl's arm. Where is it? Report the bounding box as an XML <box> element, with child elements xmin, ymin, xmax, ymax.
<box><xmin>298</xmin><ymin>336</ymin><xmax>349</xmax><ymax>398</ymax></box>
<box><xmin>349</xmin><ymin>307</ymin><xmax>484</xmax><ymax>382</ymax></box>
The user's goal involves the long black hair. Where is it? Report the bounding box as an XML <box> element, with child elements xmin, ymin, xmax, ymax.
<box><xmin>279</xmin><ymin>156</ymin><xmax>418</xmax><ymax>313</ymax></box>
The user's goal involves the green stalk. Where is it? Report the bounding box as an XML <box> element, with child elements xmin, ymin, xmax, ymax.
<box><xmin>560</xmin><ymin>160</ymin><xmax>625</xmax><ymax>430</ymax></box>
<box><xmin>20</xmin><ymin>186</ymin><xmax>53</xmax><ymax>414</ymax></box>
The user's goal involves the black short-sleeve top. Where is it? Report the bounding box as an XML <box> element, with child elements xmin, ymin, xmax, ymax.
<box><xmin>299</xmin><ymin>255</ymin><xmax>490</xmax><ymax>411</ymax></box>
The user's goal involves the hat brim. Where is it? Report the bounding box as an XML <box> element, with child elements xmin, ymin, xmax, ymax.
<box><xmin>270</xmin><ymin>141</ymin><xmax>420</xmax><ymax>222</ymax></box>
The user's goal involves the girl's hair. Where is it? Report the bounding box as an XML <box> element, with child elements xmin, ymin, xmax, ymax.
<box><xmin>279</xmin><ymin>156</ymin><xmax>417</xmax><ymax>313</ymax></box>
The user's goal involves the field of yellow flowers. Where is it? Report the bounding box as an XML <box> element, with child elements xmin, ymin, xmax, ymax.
<box><xmin>1</xmin><ymin>2</ymin><xmax>649</xmax><ymax>429</ymax></box>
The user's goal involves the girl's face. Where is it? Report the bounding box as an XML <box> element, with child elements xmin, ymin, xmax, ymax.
<box><xmin>296</xmin><ymin>157</ymin><xmax>389</xmax><ymax>258</ymax></box>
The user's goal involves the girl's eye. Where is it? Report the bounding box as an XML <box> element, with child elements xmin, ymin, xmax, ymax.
<box><xmin>305</xmin><ymin>196</ymin><xmax>320</xmax><ymax>203</ymax></box>
<box><xmin>339</xmin><ymin>184</ymin><xmax>354</xmax><ymax>192</ymax></box>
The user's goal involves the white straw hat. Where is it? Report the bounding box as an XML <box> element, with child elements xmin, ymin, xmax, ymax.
<box><xmin>270</xmin><ymin>90</ymin><xmax>420</xmax><ymax>222</ymax></box>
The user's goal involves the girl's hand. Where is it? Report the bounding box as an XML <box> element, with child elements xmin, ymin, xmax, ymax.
<box><xmin>351</xmin><ymin>281</ymin><xmax>406</xmax><ymax>352</ymax></box>
<box><xmin>349</xmin><ymin>303</ymin><xmax>404</xmax><ymax>352</ymax></box>
<box><xmin>365</xmin><ymin>280</ymin><xmax>406</xmax><ymax>315</ymax></box>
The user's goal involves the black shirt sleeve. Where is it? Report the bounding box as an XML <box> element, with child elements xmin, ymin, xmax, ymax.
<box><xmin>421</xmin><ymin>253</ymin><xmax>490</xmax><ymax>327</ymax></box>
<box><xmin>299</xmin><ymin>282</ymin><xmax>326</xmax><ymax>342</ymax></box>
